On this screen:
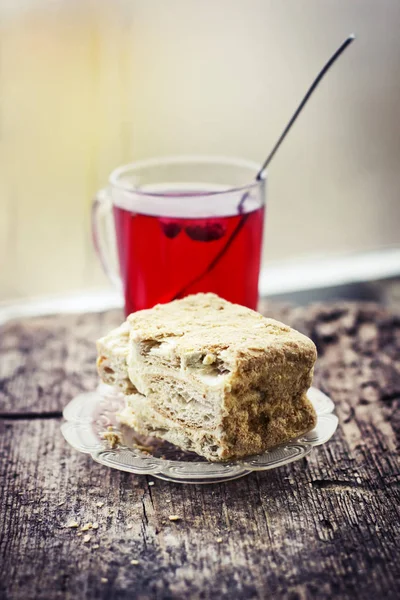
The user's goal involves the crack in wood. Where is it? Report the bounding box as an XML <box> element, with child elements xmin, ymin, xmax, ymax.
<box><xmin>146</xmin><ymin>477</ymin><xmax>155</xmax><ymax>510</ymax></box>
<box><xmin>380</xmin><ymin>392</ymin><xmax>400</xmax><ymax>403</ymax></box>
<box><xmin>140</xmin><ymin>495</ymin><xmax>149</xmax><ymax>526</ymax></box>
<box><xmin>0</xmin><ymin>411</ymin><xmax>63</xmax><ymax>420</ymax></box>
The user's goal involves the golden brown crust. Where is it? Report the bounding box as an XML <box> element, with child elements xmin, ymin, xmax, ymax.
<box><xmin>126</xmin><ymin>293</ymin><xmax>316</xmax><ymax>367</ymax></box>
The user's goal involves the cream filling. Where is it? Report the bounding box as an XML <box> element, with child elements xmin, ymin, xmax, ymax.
<box><xmin>148</xmin><ymin>338</ymin><xmax>178</xmax><ymax>358</ymax></box>
<box><xmin>127</xmin><ymin>346</ymin><xmax>229</xmax><ymax>396</ymax></box>
<box><xmin>194</xmin><ymin>372</ymin><xmax>226</xmax><ymax>387</ymax></box>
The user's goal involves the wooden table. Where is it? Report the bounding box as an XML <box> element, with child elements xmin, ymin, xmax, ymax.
<box><xmin>1</xmin><ymin>302</ymin><xmax>399</xmax><ymax>600</ymax></box>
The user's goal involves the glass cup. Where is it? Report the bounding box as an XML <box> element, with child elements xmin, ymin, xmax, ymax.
<box><xmin>92</xmin><ymin>156</ymin><xmax>266</xmax><ymax>315</ymax></box>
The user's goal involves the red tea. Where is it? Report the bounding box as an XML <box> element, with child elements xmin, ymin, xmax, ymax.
<box><xmin>113</xmin><ymin>199</ymin><xmax>264</xmax><ymax>315</ymax></box>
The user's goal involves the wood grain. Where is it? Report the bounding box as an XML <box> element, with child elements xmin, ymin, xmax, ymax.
<box><xmin>0</xmin><ymin>310</ymin><xmax>123</xmax><ymax>415</ymax></box>
<box><xmin>1</xmin><ymin>302</ymin><xmax>399</xmax><ymax>599</ymax></box>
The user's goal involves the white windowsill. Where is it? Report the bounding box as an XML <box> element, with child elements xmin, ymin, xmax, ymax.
<box><xmin>1</xmin><ymin>247</ymin><xmax>399</xmax><ymax>324</ymax></box>
<box><xmin>259</xmin><ymin>247</ymin><xmax>400</xmax><ymax>296</ymax></box>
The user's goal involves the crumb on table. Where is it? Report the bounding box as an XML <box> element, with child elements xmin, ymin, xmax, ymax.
<box><xmin>66</xmin><ymin>520</ymin><xmax>79</xmax><ymax>528</ymax></box>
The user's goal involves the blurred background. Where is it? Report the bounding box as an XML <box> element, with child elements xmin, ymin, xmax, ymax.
<box><xmin>1</xmin><ymin>0</ymin><xmax>400</xmax><ymax>309</ymax></box>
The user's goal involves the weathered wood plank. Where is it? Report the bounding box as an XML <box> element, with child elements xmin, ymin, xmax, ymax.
<box><xmin>0</xmin><ymin>302</ymin><xmax>399</xmax><ymax>599</ymax></box>
<box><xmin>0</xmin><ymin>415</ymin><xmax>399</xmax><ymax>600</ymax></box>
<box><xmin>0</xmin><ymin>310</ymin><xmax>123</xmax><ymax>414</ymax></box>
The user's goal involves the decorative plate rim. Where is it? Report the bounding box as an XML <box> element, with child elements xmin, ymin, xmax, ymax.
<box><xmin>61</xmin><ymin>385</ymin><xmax>338</xmax><ymax>484</ymax></box>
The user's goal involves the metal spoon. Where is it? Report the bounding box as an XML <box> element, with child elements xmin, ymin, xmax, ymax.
<box><xmin>237</xmin><ymin>33</ymin><xmax>356</xmax><ymax>213</ymax></box>
<box><xmin>173</xmin><ymin>34</ymin><xmax>356</xmax><ymax>300</ymax></box>
<box><xmin>258</xmin><ymin>33</ymin><xmax>355</xmax><ymax>178</ymax></box>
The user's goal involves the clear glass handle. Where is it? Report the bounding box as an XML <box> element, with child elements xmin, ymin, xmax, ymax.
<box><xmin>91</xmin><ymin>188</ymin><xmax>122</xmax><ymax>291</ymax></box>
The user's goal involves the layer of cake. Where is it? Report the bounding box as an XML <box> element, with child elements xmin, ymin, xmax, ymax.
<box><xmin>117</xmin><ymin>389</ymin><xmax>316</xmax><ymax>462</ymax></box>
<box><xmin>117</xmin><ymin>393</ymin><xmax>224</xmax><ymax>461</ymax></box>
<box><xmin>98</xmin><ymin>294</ymin><xmax>317</xmax><ymax>401</ymax></box>
<box><xmin>126</xmin><ymin>294</ymin><xmax>316</xmax><ymax>386</ymax></box>
<box><xmin>144</xmin><ymin>375</ymin><xmax>223</xmax><ymax>430</ymax></box>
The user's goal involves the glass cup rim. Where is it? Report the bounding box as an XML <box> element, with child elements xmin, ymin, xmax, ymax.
<box><xmin>108</xmin><ymin>155</ymin><xmax>266</xmax><ymax>198</ymax></box>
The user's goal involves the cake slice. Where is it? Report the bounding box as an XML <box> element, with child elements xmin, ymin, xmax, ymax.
<box><xmin>97</xmin><ymin>293</ymin><xmax>317</xmax><ymax>461</ymax></box>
